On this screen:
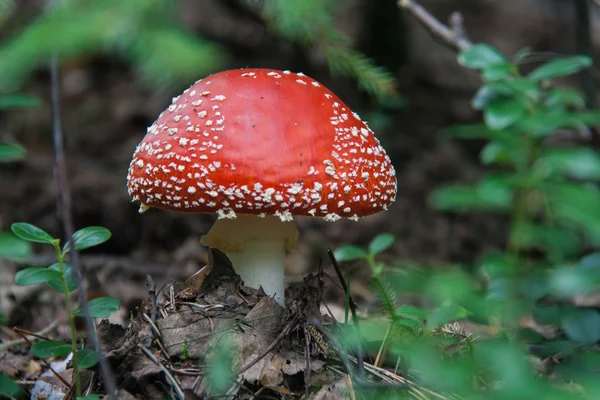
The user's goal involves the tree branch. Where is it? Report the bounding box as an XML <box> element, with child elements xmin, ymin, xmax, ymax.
<box><xmin>397</xmin><ymin>0</ymin><xmax>472</xmax><ymax>52</ymax></box>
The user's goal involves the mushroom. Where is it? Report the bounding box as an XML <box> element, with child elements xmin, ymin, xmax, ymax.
<box><xmin>127</xmin><ymin>68</ymin><xmax>397</xmax><ymax>305</ymax></box>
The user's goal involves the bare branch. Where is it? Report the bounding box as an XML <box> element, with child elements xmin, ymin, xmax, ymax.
<box><xmin>398</xmin><ymin>0</ymin><xmax>472</xmax><ymax>52</ymax></box>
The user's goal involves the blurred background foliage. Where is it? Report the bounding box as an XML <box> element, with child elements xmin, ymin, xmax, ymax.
<box><xmin>2</xmin><ymin>0</ymin><xmax>600</xmax><ymax>399</ymax></box>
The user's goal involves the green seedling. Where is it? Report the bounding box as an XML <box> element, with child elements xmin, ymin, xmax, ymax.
<box><xmin>9</xmin><ymin>222</ymin><xmax>118</xmax><ymax>398</ymax></box>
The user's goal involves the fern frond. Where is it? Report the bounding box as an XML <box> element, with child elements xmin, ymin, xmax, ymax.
<box><xmin>371</xmin><ymin>275</ymin><xmax>398</xmax><ymax>323</ymax></box>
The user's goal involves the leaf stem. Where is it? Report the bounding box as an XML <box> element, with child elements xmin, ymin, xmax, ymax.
<box><xmin>54</xmin><ymin>242</ymin><xmax>80</xmax><ymax>396</ymax></box>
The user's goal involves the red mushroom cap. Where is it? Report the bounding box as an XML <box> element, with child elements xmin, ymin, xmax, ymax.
<box><xmin>127</xmin><ymin>68</ymin><xmax>397</xmax><ymax>221</ymax></box>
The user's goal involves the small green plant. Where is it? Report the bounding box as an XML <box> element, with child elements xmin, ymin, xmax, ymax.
<box><xmin>180</xmin><ymin>339</ymin><xmax>189</xmax><ymax>361</ymax></box>
<box><xmin>334</xmin><ymin>48</ymin><xmax>600</xmax><ymax>399</ymax></box>
<box><xmin>8</xmin><ymin>222</ymin><xmax>118</xmax><ymax>398</ymax></box>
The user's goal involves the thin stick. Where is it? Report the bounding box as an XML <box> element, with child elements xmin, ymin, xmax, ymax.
<box><xmin>236</xmin><ymin>316</ymin><xmax>298</xmax><ymax>376</ymax></box>
<box><xmin>138</xmin><ymin>344</ymin><xmax>185</xmax><ymax>400</ymax></box>
<box><xmin>397</xmin><ymin>0</ymin><xmax>472</xmax><ymax>52</ymax></box>
<box><xmin>49</xmin><ymin>33</ymin><xmax>117</xmax><ymax>400</ymax></box>
<box><xmin>303</xmin><ymin>325</ymin><xmax>311</xmax><ymax>396</ymax></box>
<box><xmin>13</xmin><ymin>329</ymin><xmax>71</xmax><ymax>388</ymax></box>
<box><xmin>2</xmin><ymin>322</ymin><xmax>60</xmax><ymax>349</ymax></box>
<box><xmin>147</xmin><ymin>275</ymin><xmax>157</xmax><ymax>322</ymax></box>
<box><xmin>327</xmin><ymin>248</ymin><xmax>365</xmax><ymax>380</ymax></box>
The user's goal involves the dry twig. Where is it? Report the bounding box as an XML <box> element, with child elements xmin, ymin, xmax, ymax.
<box><xmin>49</xmin><ymin>25</ymin><xmax>118</xmax><ymax>400</ymax></box>
<box><xmin>138</xmin><ymin>344</ymin><xmax>185</xmax><ymax>400</ymax></box>
<box><xmin>327</xmin><ymin>248</ymin><xmax>365</xmax><ymax>379</ymax></box>
<box><xmin>397</xmin><ymin>0</ymin><xmax>472</xmax><ymax>52</ymax></box>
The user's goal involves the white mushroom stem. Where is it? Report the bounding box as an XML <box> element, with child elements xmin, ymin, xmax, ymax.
<box><xmin>200</xmin><ymin>214</ymin><xmax>299</xmax><ymax>306</ymax></box>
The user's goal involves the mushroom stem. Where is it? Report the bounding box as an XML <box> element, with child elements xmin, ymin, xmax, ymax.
<box><xmin>200</xmin><ymin>214</ymin><xmax>299</xmax><ymax>306</ymax></box>
<box><xmin>225</xmin><ymin>239</ymin><xmax>286</xmax><ymax>304</ymax></box>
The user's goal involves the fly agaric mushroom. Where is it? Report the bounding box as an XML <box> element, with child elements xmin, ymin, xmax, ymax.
<box><xmin>127</xmin><ymin>68</ymin><xmax>397</xmax><ymax>305</ymax></box>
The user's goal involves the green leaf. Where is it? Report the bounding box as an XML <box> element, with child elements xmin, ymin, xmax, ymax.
<box><xmin>484</xmin><ymin>98</ymin><xmax>526</xmax><ymax>130</ymax></box>
<box><xmin>0</xmin><ymin>373</ymin><xmax>21</xmax><ymax>397</ymax></box>
<box><xmin>536</xmin><ymin>148</ymin><xmax>600</xmax><ymax>180</ymax></box>
<box><xmin>31</xmin><ymin>340</ymin><xmax>72</xmax><ymax>358</ymax></box>
<box><xmin>544</xmin><ymin>183</ymin><xmax>600</xmax><ymax>243</ymax></box>
<box><xmin>77</xmin><ymin>395</ymin><xmax>100</xmax><ymax>400</ymax></box>
<box><xmin>513</xmin><ymin>47</ymin><xmax>533</xmax><ymax>63</ymax></box>
<box><xmin>15</xmin><ymin>267</ymin><xmax>62</xmax><ymax>286</ymax></box>
<box><xmin>431</xmin><ymin>178</ymin><xmax>513</xmax><ymax>212</ymax></box>
<box><xmin>471</xmin><ymin>82</ymin><xmax>515</xmax><ymax>110</ymax></box>
<box><xmin>46</xmin><ymin>263</ymin><xmax>78</xmax><ymax>293</ymax></box>
<box><xmin>334</xmin><ymin>245</ymin><xmax>368</xmax><ymax>262</ymax></box>
<box><xmin>368</xmin><ymin>233</ymin><xmax>394</xmax><ymax>255</ymax></box>
<box><xmin>427</xmin><ymin>302</ymin><xmax>470</xmax><ymax>329</ymax></box>
<box><xmin>458</xmin><ymin>44</ymin><xmax>508</xmax><ymax>70</ymax></box>
<box><xmin>511</xmin><ymin>223</ymin><xmax>581</xmax><ymax>257</ymax></box>
<box><xmin>76</xmin><ymin>349</ymin><xmax>99</xmax><ymax>369</ymax></box>
<box><xmin>549</xmin><ymin>266</ymin><xmax>600</xmax><ymax>298</ymax></box>
<box><xmin>480</xmin><ymin>141</ymin><xmax>512</xmax><ymax>166</ymax></box>
<box><xmin>0</xmin><ymin>142</ymin><xmax>26</xmax><ymax>162</ymax></box>
<box><xmin>77</xmin><ymin>297</ymin><xmax>120</xmax><ymax>318</ymax></box>
<box><xmin>11</xmin><ymin>222</ymin><xmax>56</xmax><ymax>244</ymax></box>
<box><xmin>0</xmin><ymin>93</ymin><xmax>41</xmax><ymax>109</ymax></box>
<box><xmin>532</xmin><ymin>304</ymin><xmax>560</xmax><ymax>325</ymax></box>
<box><xmin>561</xmin><ymin>308</ymin><xmax>600</xmax><ymax>344</ymax></box>
<box><xmin>0</xmin><ymin>232</ymin><xmax>32</xmax><ymax>261</ymax></box>
<box><xmin>529</xmin><ymin>56</ymin><xmax>592</xmax><ymax>81</ymax></box>
<box><xmin>544</xmin><ymin>88</ymin><xmax>585</xmax><ymax>109</ymax></box>
<box><xmin>482</xmin><ymin>64</ymin><xmax>514</xmax><ymax>82</ymax></box>
<box><xmin>396</xmin><ymin>305</ymin><xmax>428</xmax><ymax>321</ymax></box>
<box><xmin>64</xmin><ymin>226</ymin><xmax>111</xmax><ymax>252</ymax></box>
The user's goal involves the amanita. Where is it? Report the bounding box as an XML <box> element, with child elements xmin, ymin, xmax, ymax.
<box><xmin>127</xmin><ymin>69</ymin><xmax>397</xmax><ymax>305</ymax></box>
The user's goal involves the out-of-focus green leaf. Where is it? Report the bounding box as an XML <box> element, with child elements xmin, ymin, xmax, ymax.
<box><xmin>549</xmin><ymin>264</ymin><xmax>600</xmax><ymax>298</ymax></box>
<box><xmin>431</xmin><ymin>177</ymin><xmax>513</xmax><ymax>212</ymax></box>
<box><xmin>543</xmin><ymin>183</ymin><xmax>600</xmax><ymax>243</ymax></box>
<box><xmin>480</xmin><ymin>140</ymin><xmax>526</xmax><ymax>166</ymax></box>
<box><xmin>0</xmin><ymin>93</ymin><xmax>41</xmax><ymax>109</ymax></box>
<box><xmin>0</xmin><ymin>142</ymin><xmax>26</xmax><ymax>162</ymax></box>
<box><xmin>46</xmin><ymin>262</ymin><xmax>78</xmax><ymax>293</ymax></box>
<box><xmin>0</xmin><ymin>373</ymin><xmax>21</xmax><ymax>397</ymax></box>
<box><xmin>396</xmin><ymin>305</ymin><xmax>428</xmax><ymax>321</ymax></box>
<box><xmin>513</xmin><ymin>47</ymin><xmax>532</xmax><ymax>63</ymax></box>
<box><xmin>471</xmin><ymin>82</ymin><xmax>515</xmax><ymax>110</ymax></box>
<box><xmin>511</xmin><ymin>223</ymin><xmax>582</xmax><ymax>257</ymax></box>
<box><xmin>482</xmin><ymin>63</ymin><xmax>515</xmax><ymax>82</ymax></box>
<box><xmin>15</xmin><ymin>267</ymin><xmax>61</xmax><ymax>286</ymax></box>
<box><xmin>532</xmin><ymin>304</ymin><xmax>560</xmax><ymax>325</ymax></box>
<box><xmin>31</xmin><ymin>340</ymin><xmax>72</xmax><ymax>358</ymax></box>
<box><xmin>518</xmin><ymin>110</ymin><xmax>600</xmax><ymax>137</ymax></box>
<box><xmin>76</xmin><ymin>296</ymin><xmax>120</xmax><ymax>318</ymax></box>
<box><xmin>480</xmin><ymin>252</ymin><xmax>520</xmax><ymax>278</ymax></box>
<box><xmin>536</xmin><ymin>148</ymin><xmax>600</xmax><ymax>180</ymax></box>
<box><xmin>368</xmin><ymin>233</ymin><xmax>394</xmax><ymax>256</ymax></box>
<box><xmin>561</xmin><ymin>308</ymin><xmax>600</xmax><ymax>344</ymax></box>
<box><xmin>334</xmin><ymin>245</ymin><xmax>368</xmax><ymax>262</ymax></box>
<box><xmin>544</xmin><ymin>88</ymin><xmax>585</xmax><ymax>109</ymax></box>
<box><xmin>0</xmin><ymin>232</ymin><xmax>32</xmax><ymax>261</ymax></box>
<box><xmin>427</xmin><ymin>302</ymin><xmax>469</xmax><ymax>329</ymax></box>
<box><xmin>11</xmin><ymin>222</ymin><xmax>55</xmax><ymax>244</ymax></box>
<box><xmin>529</xmin><ymin>56</ymin><xmax>592</xmax><ymax>81</ymax></box>
<box><xmin>484</xmin><ymin>98</ymin><xmax>526</xmax><ymax>130</ymax></box>
<box><xmin>458</xmin><ymin>44</ymin><xmax>507</xmax><ymax>70</ymax></box>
